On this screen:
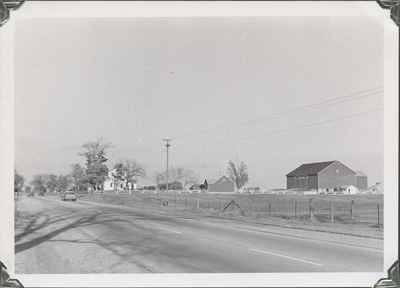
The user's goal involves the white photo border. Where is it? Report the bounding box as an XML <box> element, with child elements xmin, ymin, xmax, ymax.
<box><xmin>0</xmin><ymin>1</ymin><xmax>398</xmax><ymax>287</ymax></box>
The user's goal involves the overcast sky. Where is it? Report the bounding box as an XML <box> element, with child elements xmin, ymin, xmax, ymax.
<box><xmin>15</xmin><ymin>17</ymin><xmax>383</xmax><ymax>188</ymax></box>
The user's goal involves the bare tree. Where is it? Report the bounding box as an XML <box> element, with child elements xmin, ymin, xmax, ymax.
<box><xmin>14</xmin><ymin>170</ymin><xmax>24</xmax><ymax>194</ymax></box>
<box><xmin>70</xmin><ymin>163</ymin><xmax>87</xmax><ymax>191</ymax></box>
<box><xmin>79</xmin><ymin>138</ymin><xmax>112</xmax><ymax>191</ymax></box>
<box><xmin>227</xmin><ymin>160</ymin><xmax>249</xmax><ymax>191</ymax></box>
<box><xmin>113</xmin><ymin>159</ymin><xmax>146</xmax><ymax>190</ymax></box>
<box><xmin>30</xmin><ymin>174</ymin><xmax>47</xmax><ymax>195</ymax></box>
<box><xmin>154</xmin><ymin>167</ymin><xmax>198</xmax><ymax>188</ymax></box>
<box><xmin>56</xmin><ymin>174</ymin><xmax>73</xmax><ymax>192</ymax></box>
<box><xmin>175</xmin><ymin>167</ymin><xmax>198</xmax><ymax>188</ymax></box>
<box><xmin>43</xmin><ymin>174</ymin><xmax>58</xmax><ymax>193</ymax></box>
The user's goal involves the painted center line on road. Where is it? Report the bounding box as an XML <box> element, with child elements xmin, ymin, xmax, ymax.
<box><xmin>249</xmin><ymin>248</ymin><xmax>323</xmax><ymax>267</ymax></box>
<box><xmin>229</xmin><ymin>225</ymin><xmax>382</xmax><ymax>253</ymax></box>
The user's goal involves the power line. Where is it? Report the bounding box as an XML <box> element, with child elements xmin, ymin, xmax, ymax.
<box><xmin>173</xmin><ymin>86</ymin><xmax>383</xmax><ymax>141</ymax></box>
<box><xmin>236</xmin><ymin>107</ymin><xmax>383</xmax><ymax>145</ymax></box>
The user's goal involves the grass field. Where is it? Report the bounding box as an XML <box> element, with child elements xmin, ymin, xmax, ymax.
<box><xmin>80</xmin><ymin>191</ymin><xmax>383</xmax><ymax>231</ymax></box>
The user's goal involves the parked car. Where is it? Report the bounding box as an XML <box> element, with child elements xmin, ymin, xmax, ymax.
<box><xmin>61</xmin><ymin>191</ymin><xmax>77</xmax><ymax>201</ymax></box>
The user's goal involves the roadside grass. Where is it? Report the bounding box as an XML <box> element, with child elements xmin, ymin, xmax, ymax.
<box><xmin>80</xmin><ymin>191</ymin><xmax>383</xmax><ymax>238</ymax></box>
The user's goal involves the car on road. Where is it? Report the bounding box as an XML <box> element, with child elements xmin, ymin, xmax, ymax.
<box><xmin>61</xmin><ymin>191</ymin><xmax>78</xmax><ymax>201</ymax></box>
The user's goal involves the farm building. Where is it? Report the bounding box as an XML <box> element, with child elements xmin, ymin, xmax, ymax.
<box><xmin>340</xmin><ymin>185</ymin><xmax>360</xmax><ymax>195</ymax></box>
<box><xmin>355</xmin><ymin>171</ymin><xmax>368</xmax><ymax>190</ymax></box>
<box><xmin>158</xmin><ymin>181</ymin><xmax>183</xmax><ymax>190</ymax></box>
<box><xmin>208</xmin><ymin>176</ymin><xmax>235</xmax><ymax>193</ymax></box>
<box><xmin>240</xmin><ymin>186</ymin><xmax>261</xmax><ymax>194</ymax></box>
<box><xmin>368</xmin><ymin>182</ymin><xmax>383</xmax><ymax>194</ymax></box>
<box><xmin>104</xmin><ymin>169</ymin><xmax>135</xmax><ymax>192</ymax></box>
<box><xmin>286</xmin><ymin>160</ymin><xmax>366</xmax><ymax>193</ymax></box>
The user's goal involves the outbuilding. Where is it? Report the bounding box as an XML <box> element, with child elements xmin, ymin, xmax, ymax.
<box><xmin>341</xmin><ymin>185</ymin><xmax>360</xmax><ymax>195</ymax></box>
<box><xmin>355</xmin><ymin>171</ymin><xmax>368</xmax><ymax>191</ymax></box>
<box><xmin>208</xmin><ymin>176</ymin><xmax>235</xmax><ymax>193</ymax></box>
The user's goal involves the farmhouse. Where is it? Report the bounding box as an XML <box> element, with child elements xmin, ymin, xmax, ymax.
<box><xmin>286</xmin><ymin>160</ymin><xmax>365</xmax><ymax>193</ymax></box>
<box><xmin>208</xmin><ymin>176</ymin><xmax>235</xmax><ymax>193</ymax></box>
<box><xmin>103</xmin><ymin>169</ymin><xmax>134</xmax><ymax>192</ymax></box>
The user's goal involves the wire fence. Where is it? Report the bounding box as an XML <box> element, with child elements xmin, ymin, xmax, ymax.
<box><xmin>87</xmin><ymin>191</ymin><xmax>383</xmax><ymax>227</ymax></box>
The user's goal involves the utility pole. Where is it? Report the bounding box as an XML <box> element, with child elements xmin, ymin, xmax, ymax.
<box><xmin>163</xmin><ymin>138</ymin><xmax>171</xmax><ymax>193</ymax></box>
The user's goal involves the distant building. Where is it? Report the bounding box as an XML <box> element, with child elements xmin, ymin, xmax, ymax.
<box><xmin>208</xmin><ymin>176</ymin><xmax>235</xmax><ymax>193</ymax></box>
<box><xmin>341</xmin><ymin>185</ymin><xmax>360</xmax><ymax>195</ymax></box>
<box><xmin>303</xmin><ymin>190</ymin><xmax>318</xmax><ymax>195</ymax></box>
<box><xmin>266</xmin><ymin>188</ymin><xmax>287</xmax><ymax>195</ymax></box>
<box><xmin>103</xmin><ymin>169</ymin><xmax>134</xmax><ymax>192</ymax></box>
<box><xmin>368</xmin><ymin>182</ymin><xmax>384</xmax><ymax>194</ymax></box>
<box><xmin>240</xmin><ymin>187</ymin><xmax>261</xmax><ymax>194</ymax></box>
<box><xmin>158</xmin><ymin>181</ymin><xmax>183</xmax><ymax>191</ymax></box>
<box><xmin>355</xmin><ymin>171</ymin><xmax>368</xmax><ymax>191</ymax></box>
<box><xmin>286</xmin><ymin>160</ymin><xmax>365</xmax><ymax>193</ymax></box>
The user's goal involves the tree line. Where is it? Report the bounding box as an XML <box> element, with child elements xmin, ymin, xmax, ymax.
<box><xmin>15</xmin><ymin>139</ymin><xmax>146</xmax><ymax>195</ymax></box>
<box><xmin>15</xmin><ymin>138</ymin><xmax>250</xmax><ymax>195</ymax></box>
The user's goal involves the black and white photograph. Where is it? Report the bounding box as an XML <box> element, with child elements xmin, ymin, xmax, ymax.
<box><xmin>0</xmin><ymin>1</ymin><xmax>398</xmax><ymax>287</ymax></box>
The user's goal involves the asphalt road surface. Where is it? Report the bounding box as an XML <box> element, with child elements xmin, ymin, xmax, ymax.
<box><xmin>15</xmin><ymin>196</ymin><xmax>383</xmax><ymax>273</ymax></box>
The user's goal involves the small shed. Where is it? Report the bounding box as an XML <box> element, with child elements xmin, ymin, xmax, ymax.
<box><xmin>341</xmin><ymin>185</ymin><xmax>360</xmax><ymax>195</ymax></box>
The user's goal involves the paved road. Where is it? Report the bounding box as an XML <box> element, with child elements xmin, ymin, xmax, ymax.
<box><xmin>15</xmin><ymin>196</ymin><xmax>383</xmax><ymax>273</ymax></box>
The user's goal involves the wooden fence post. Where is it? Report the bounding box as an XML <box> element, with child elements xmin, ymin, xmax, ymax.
<box><xmin>330</xmin><ymin>201</ymin><xmax>334</xmax><ymax>223</ymax></box>
<box><xmin>308</xmin><ymin>198</ymin><xmax>313</xmax><ymax>219</ymax></box>
<box><xmin>350</xmin><ymin>200</ymin><xmax>354</xmax><ymax>220</ymax></box>
<box><xmin>377</xmin><ymin>203</ymin><xmax>380</xmax><ymax>226</ymax></box>
<box><xmin>294</xmin><ymin>200</ymin><xmax>297</xmax><ymax>218</ymax></box>
<box><xmin>197</xmin><ymin>199</ymin><xmax>200</xmax><ymax>209</ymax></box>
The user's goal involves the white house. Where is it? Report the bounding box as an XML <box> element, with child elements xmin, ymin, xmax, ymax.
<box><xmin>103</xmin><ymin>169</ymin><xmax>134</xmax><ymax>193</ymax></box>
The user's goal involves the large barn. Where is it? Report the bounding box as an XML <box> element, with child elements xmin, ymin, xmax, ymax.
<box><xmin>286</xmin><ymin>160</ymin><xmax>366</xmax><ymax>192</ymax></box>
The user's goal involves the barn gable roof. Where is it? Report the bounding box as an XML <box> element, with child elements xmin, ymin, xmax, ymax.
<box><xmin>213</xmin><ymin>175</ymin><xmax>233</xmax><ymax>185</ymax></box>
<box><xmin>286</xmin><ymin>161</ymin><xmax>336</xmax><ymax>177</ymax></box>
<box><xmin>355</xmin><ymin>170</ymin><xmax>367</xmax><ymax>177</ymax></box>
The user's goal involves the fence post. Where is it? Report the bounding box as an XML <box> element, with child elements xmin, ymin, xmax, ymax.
<box><xmin>377</xmin><ymin>203</ymin><xmax>380</xmax><ymax>226</ymax></box>
<box><xmin>269</xmin><ymin>202</ymin><xmax>272</xmax><ymax>216</ymax></box>
<box><xmin>308</xmin><ymin>198</ymin><xmax>313</xmax><ymax>219</ymax></box>
<box><xmin>294</xmin><ymin>200</ymin><xmax>297</xmax><ymax>218</ymax></box>
<box><xmin>330</xmin><ymin>201</ymin><xmax>334</xmax><ymax>223</ymax></box>
<box><xmin>197</xmin><ymin>199</ymin><xmax>200</xmax><ymax>209</ymax></box>
<box><xmin>350</xmin><ymin>200</ymin><xmax>354</xmax><ymax>220</ymax></box>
